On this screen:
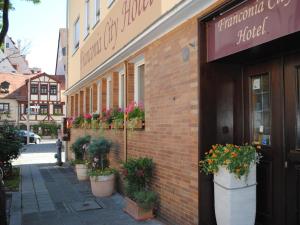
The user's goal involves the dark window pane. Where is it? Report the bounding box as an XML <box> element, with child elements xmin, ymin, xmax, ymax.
<box><xmin>251</xmin><ymin>74</ymin><xmax>271</xmax><ymax>146</ymax></box>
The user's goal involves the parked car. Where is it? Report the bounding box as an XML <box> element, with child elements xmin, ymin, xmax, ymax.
<box><xmin>17</xmin><ymin>130</ymin><xmax>41</xmax><ymax>144</ymax></box>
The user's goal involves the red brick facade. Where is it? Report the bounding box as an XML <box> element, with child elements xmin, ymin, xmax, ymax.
<box><xmin>68</xmin><ymin>18</ymin><xmax>199</xmax><ymax>225</ymax></box>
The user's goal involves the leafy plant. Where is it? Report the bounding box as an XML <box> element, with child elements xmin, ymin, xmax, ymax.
<box><xmin>88</xmin><ymin>167</ymin><xmax>116</xmax><ymax>176</ymax></box>
<box><xmin>92</xmin><ymin>113</ymin><xmax>99</xmax><ymax>120</ymax></box>
<box><xmin>73</xmin><ymin>115</ymin><xmax>84</xmax><ymax>128</ymax></box>
<box><xmin>199</xmin><ymin>144</ymin><xmax>261</xmax><ymax>179</ymax></box>
<box><xmin>88</xmin><ymin>137</ymin><xmax>113</xmax><ymax>174</ymax></box>
<box><xmin>122</xmin><ymin>157</ymin><xmax>157</xmax><ymax>209</ymax></box>
<box><xmin>125</xmin><ymin>102</ymin><xmax>145</xmax><ymax>121</ymax></box>
<box><xmin>71</xmin><ymin>135</ymin><xmax>91</xmax><ymax>161</ymax></box>
<box><xmin>133</xmin><ymin>191</ymin><xmax>157</xmax><ymax>210</ymax></box>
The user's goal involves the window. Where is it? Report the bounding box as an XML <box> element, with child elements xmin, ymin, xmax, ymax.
<box><xmin>85</xmin><ymin>0</ymin><xmax>90</xmax><ymax>37</ymax></box>
<box><xmin>62</xmin><ymin>47</ymin><xmax>66</xmax><ymax>56</ymax></box>
<box><xmin>40</xmin><ymin>85</ymin><xmax>48</xmax><ymax>95</ymax></box>
<box><xmin>251</xmin><ymin>74</ymin><xmax>271</xmax><ymax>146</ymax></box>
<box><xmin>106</xmin><ymin>77</ymin><xmax>112</xmax><ymax>110</ymax></box>
<box><xmin>90</xmin><ymin>87</ymin><xmax>93</xmax><ymax>113</ymax></box>
<box><xmin>0</xmin><ymin>81</ymin><xmax>10</xmax><ymax>93</ymax></box>
<box><xmin>94</xmin><ymin>0</ymin><xmax>100</xmax><ymax>24</ymax></box>
<box><xmin>119</xmin><ymin>71</ymin><xmax>125</xmax><ymax>110</ymax></box>
<box><xmin>50</xmin><ymin>85</ymin><xmax>57</xmax><ymax>95</ymax></box>
<box><xmin>53</xmin><ymin>105</ymin><xmax>63</xmax><ymax>115</ymax></box>
<box><xmin>0</xmin><ymin>103</ymin><xmax>9</xmax><ymax>113</ymax></box>
<box><xmin>107</xmin><ymin>0</ymin><xmax>114</xmax><ymax>8</ymax></box>
<box><xmin>134</xmin><ymin>61</ymin><xmax>145</xmax><ymax>104</ymax></box>
<box><xmin>40</xmin><ymin>105</ymin><xmax>48</xmax><ymax>115</ymax></box>
<box><xmin>31</xmin><ymin>84</ymin><xmax>38</xmax><ymax>94</ymax></box>
<box><xmin>74</xmin><ymin>17</ymin><xmax>80</xmax><ymax>51</ymax></box>
<box><xmin>5</xmin><ymin>43</ymin><xmax>9</xmax><ymax>48</ymax></box>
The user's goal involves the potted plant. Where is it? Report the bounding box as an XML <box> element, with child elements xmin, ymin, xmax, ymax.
<box><xmin>125</xmin><ymin>102</ymin><xmax>145</xmax><ymax>129</ymax></box>
<box><xmin>99</xmin><ymin>109</ymin><xmax>111</xmax><ymax>129</ymax></box>
<box><xmin>84</xmin><ymin>113</ymin><xmax>92</xmax><ymax>129</ymax></box>
<box><xmin>71</xmin><ymin>135</ymin><xmax>91</xmax><ymax>180</ymax></box>
<box><xmin>92</xmin><ymin>113</ymin><xmax>99</xmax><ymax>129</ymax></box>
<box><xmin>72</xmin><ymin>115</ymin><xmax>84</xmax><ymax>128</ymax></box>
<box><xmin>122</xmin><ymin>157</ymin><xmax>157</xmax><ymax>220</ymax></box>
<box><xmin>199</xmin><ymin>144</ymin><xmax>261</xmax><ymax>225</ymax></box>
<box><xmin>111</xmin><ymin>108</ymin><xmax>124</xmax><ymax>129</ymax></box>
<box><xmin>88</xmin><ymin>137</ymin><xmax>115</xmax><ymax>197</ymax></box>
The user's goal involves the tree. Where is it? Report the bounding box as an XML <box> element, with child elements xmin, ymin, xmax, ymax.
<box><xmin>0</xmin><ymin>0</ymin><xmax>40</xmax><ymax>46</ymax></box>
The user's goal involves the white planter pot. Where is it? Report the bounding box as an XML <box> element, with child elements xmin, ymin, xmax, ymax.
<box><xmin>214</xmin><ymin>165</ymin><xmax>256</xmax><ymax>225</ymax></box>
<box><xmin>90</xmin><ymin>174</ymin><xmax>115</xmax><ymax>197</ymax></box>
<box><xmin>75</xmin><ymin>164</ymin><xmax>89</xmax><ymax>181</ymax></box>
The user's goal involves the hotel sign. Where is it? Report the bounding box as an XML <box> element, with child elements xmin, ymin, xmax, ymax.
<box><xmin>80</xmin><ymin>0</ymin><xmax>161</xmax><ymax>77</ymax></box>
<box><xmin>207</xmin><ymin>0</ymin><xmax>300</xmax><ymax>61</ymax></box>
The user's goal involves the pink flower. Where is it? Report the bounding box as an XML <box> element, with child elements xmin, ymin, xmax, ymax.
<box><xmin>84</xmin><ymin>113</ymin><xmax>92</xmax><ymax>119</ymax></box>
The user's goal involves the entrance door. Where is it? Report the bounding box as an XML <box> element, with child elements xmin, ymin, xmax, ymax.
<box><xmin>284</xmin><ymin>53</ymin><xmax>300</xmax><ymax>225</ymax></box>
<box><xmin>243</xmin><ymin>59</ymin><xmax>285</xmax><ymax>225</ymax></box>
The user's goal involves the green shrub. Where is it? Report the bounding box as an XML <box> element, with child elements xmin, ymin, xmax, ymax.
<box><xmin>88</xmin><ymin>137</ymin><xmax>112</xmax><ymax>172</ymax></box>
<box><xmin>73</xmin><ymin>115</ymin><xmax>84</xmax><ymax>128</ymax></box>
<box><xmin>71</xmin><ymin>135</ymin><xmax>91</xmax><ymax>161</ymax></box>
<box><xmin>122</xmin><ymin>157</ymin><xmax>157</xmax><ymax>209</ymax></box>
<box><xmin>133</xmin><ymin>191</ymin><xmax>157</xmax><ymax>210</ymax></box>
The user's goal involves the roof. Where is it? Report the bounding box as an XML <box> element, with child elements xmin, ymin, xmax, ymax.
<box><xmin>0</xmin><ymin>72</ymin><xmax>66</xmax><ymax>102</ymax></box>
<box><xmin>0</xmin><ymin>73</ymin><xmax>35</xmax><ymax>101</ymax></box>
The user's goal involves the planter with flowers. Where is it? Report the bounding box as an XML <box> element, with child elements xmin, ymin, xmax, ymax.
<box><xmin>99</xmin><ymin>109</ymin><xmax>111</xmax><ymax>129</ymax></box>
<box><xmin>84</xmin><ymin>113</ymin><xmax>92</xmax><ymax>129</ymax></box>
<box><xmin>71</xmin><ymin>135</ymin><xmax>91</xmax><ymax>180</ymax></box>
<box><xmin>199</xmin><ymin>144</ymin><xmax>261</xmax><ymax>225</ymax></box>
<box><xmin>126</xmin><ymin>102</ymin><xmax>145</xmax><ymax>129</ymax></box>
<box><xmin>122</xmin><ymin>157</ymin><xmax>157</xmax><ymax>221</ymax></box>
<box><xmin>92</xmin><ymin>113</ymin><xmax>99</xmax><ymax>129</ymax></box>
<box><xmin>72</xmin><ymin>115</ymin><xmax>84</xmax><ymax>128</ymax></box>
<box><xmin>88</xmin><ymin>137</ymin><xmax>116</xmax><ymax>197</ymax></box>
<box><xmin>111</xmin><ymin>108</ymin><xmax>124</xmax><ymax>129</ymax></box>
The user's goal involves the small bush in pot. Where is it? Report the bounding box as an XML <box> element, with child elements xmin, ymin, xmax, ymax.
<box><xmin>199</xmin><ymin>144</ymin><xmax>261</xmax><ymax>225</ymax></box>
<box><xmin>122</xmin><ymin>157</ymin><xmax>157</xmax><ymax>220</ymax></box>
<box><xmin>71</xmin><ymin>135</ymin><xmax>91</xmax><ymax>180</ymax></box>
<box><xmin>88</xmin><ymin>137</ymin><xmax>116</xmax><ymax>197</ymax></box>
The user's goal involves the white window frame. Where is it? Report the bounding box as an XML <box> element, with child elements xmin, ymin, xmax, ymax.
<box><xmin>84</xmin><ymin>0</ymin><xmax>90</xmax><ymax>38</ymax></box>
<box><xmin>89</xmin><ymin>87</ymin><xmax>93</xmax><ymax>113</ymax></box>
<box><xmin>73</xmin><ymin>17</ymin><xmax>80</xmax><ymax>52</ymax></box>
<box><xmin>133</xmin><ymin>57</ymin><xmax>145</xmax><ymax>104</ymax></box>
<box><xmin>107</xmin><ymin>0</ymin><xmax>114</xmax><ymax>8</ymax></box>
<box><xmin>118</xmin><ymin>68</ymin><xmax>125</xmax><ymax>110</ymax></box>
<box><xmin>97</xmin><ymin>81</ymin><xmax>101</xmax><ymax>113</ymax></box>
<box><xmin>94</xmin><ymin>0</ymin><xmax>100</xmax><ymax>25</ymax></box>
<box><xmin>106</xmin><ymin>76</ymin><xmax>112</xmax><ymax>110</ymax></box>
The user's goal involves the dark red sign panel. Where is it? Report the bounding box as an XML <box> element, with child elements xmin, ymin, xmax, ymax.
<box><xmin>207</xmin><ymin>0</ymin><xmax>300</xmax><ymax>61</ymax></box>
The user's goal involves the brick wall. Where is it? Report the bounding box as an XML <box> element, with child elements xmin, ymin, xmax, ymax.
<box><xmin>68</xmin><ymin>18</ymin><xmax>199</xmax><ymax>225</ymax></box>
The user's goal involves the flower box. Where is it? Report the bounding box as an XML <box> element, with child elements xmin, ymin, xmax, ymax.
<box><xmin>100</xmin><ymin>122</ymin><xmax>110</xmax><ymax>129</ymax></box>
<box><xmin>111</xmin><ymin>120</ymin><xmax>124</xmax><ymax>129</ymax></box>
<box><xmin>127</xmin><ymin>119</ymin><xmax>144</xmax><ymax>129</ymax></box>
<box><xmin>124</xmin><ymin>197</ymin><xmax>154</xmax><ymax>221</ymax></box>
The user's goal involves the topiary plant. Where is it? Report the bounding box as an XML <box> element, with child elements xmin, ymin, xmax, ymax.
<box><xmin>71</xmin><ymin>135</ymin><xmax>91</xmax><ymax>161</ymax></box>
<box><xmin>88</xmin><ymin>137</ymin><xmax>112</xmax><ymax>172</ymax></box>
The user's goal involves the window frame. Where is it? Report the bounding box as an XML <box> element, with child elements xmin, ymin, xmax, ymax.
<box><xmin>73</xmin><ymin>17</ymin><xmax>80</xmax><ymax>52</ymax></box>
<box><xmin>107</xmin><ymin>0</ymin><xmax>114</xmax><ymax>8</ymax></box>
<box><xmin>134</xmin><ymin>58</ymin><xmax>145</xmax><ymax>104</ymax></box>
<box><xmin>84</xmin><ymin>0</ymin><xmax>90</xmax><ymax>38</ymax></box>
<box><xmin>31</xmin><ymin>84</ymin><xmax>38</xmax><ymax>94</ymax></box>
<box><xmin>89</xmin><ymin>87</ymin><xmax>93</xmax><ymax>113</ymax></box>
<box><xmin>94</xmin><ymin>0</ymin><xmax>100</xmax><ymax>26</ymax></box>
<box><xmin>40</xmin><ymin>105</ymin><xmax>48</xmax><ymax>115</ymax></box>
<box><xmin>118</xmin><ymin>69</ymin><xmax>125</xmax><ymax>110</ymax></box>
<box><xmin>50</xmin><ymin>85</ymin><xmax>57</xmax><ymax>95</ymax></box>
<box><xmin>40</xmin><ymin>84</ymin><xmax>48</xmax><ymax>95</ymax></box>
<box><xmin>106</xmin><ymin>76</ymin><xmax>112</xmax><ymax>110</ymax></box>
<box><xmin>0</xmin><ymin>103</ymin><xmax>9</xmax><ymax>113</ymax></box>
<box><xmin>53</xmin><ymin>104</ymin><xmax>63</xmax><ymax>115</ymax></box>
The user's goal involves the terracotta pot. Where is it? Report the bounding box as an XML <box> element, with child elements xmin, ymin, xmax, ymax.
<box><xmin>90</xmin><ymin>174</ymin><xmax>115</xmax><ymax>197</ymax></box>
<box><xmin>75</xmin><ymin>164</ymin><xmax>89</xmax><ymax>181</ymax></box>
<box><xmin>124</xmin><ymin>197</ymin><xmax>154</xmax><ymax>221</ymax></box>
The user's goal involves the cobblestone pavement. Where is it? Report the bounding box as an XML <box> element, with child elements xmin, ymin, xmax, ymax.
<box><xmin>10</xmin><ymin>141</ymin><xmax>165</xmax><ymax>225</ymax></box>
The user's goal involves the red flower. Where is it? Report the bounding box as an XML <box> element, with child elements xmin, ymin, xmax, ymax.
<box><xmin>84</xmin><ymin>113</ymin><xmax>92</xmax><ymax>119</ymax></box>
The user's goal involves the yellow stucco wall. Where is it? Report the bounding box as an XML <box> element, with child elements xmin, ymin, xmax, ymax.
<box><xmin>0</xmin><ymin>99</ymin><xmax>19</xmax><ymax>124</ymax></box>
<box><xmin>67</xmin><ymin>0</ymin><xmax>186</xmax><ymax>90</ymax></box>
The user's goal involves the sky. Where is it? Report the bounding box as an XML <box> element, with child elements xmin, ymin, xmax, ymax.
<box><xmin>8</xmin><ymin>0</ymin><xmax>67</xmax><ymax>74</ymax></box>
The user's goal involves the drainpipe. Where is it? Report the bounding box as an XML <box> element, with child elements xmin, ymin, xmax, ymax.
<box><xmin>124</xmin><ymin>61</ymin><xmax>128</xmax><ymax>162</ymax></box>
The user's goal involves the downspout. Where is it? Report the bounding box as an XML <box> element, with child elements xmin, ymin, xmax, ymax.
<box><xmin>124</xmin><ymin>61</ymin><xmax>128</xmax><ymax>162</ymax></box>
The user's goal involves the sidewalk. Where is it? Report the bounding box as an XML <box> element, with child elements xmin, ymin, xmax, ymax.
<box><xmin>11</xmin><ymin>164</ymin><xmax>165</xmax><ymax>225</ymax></box>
